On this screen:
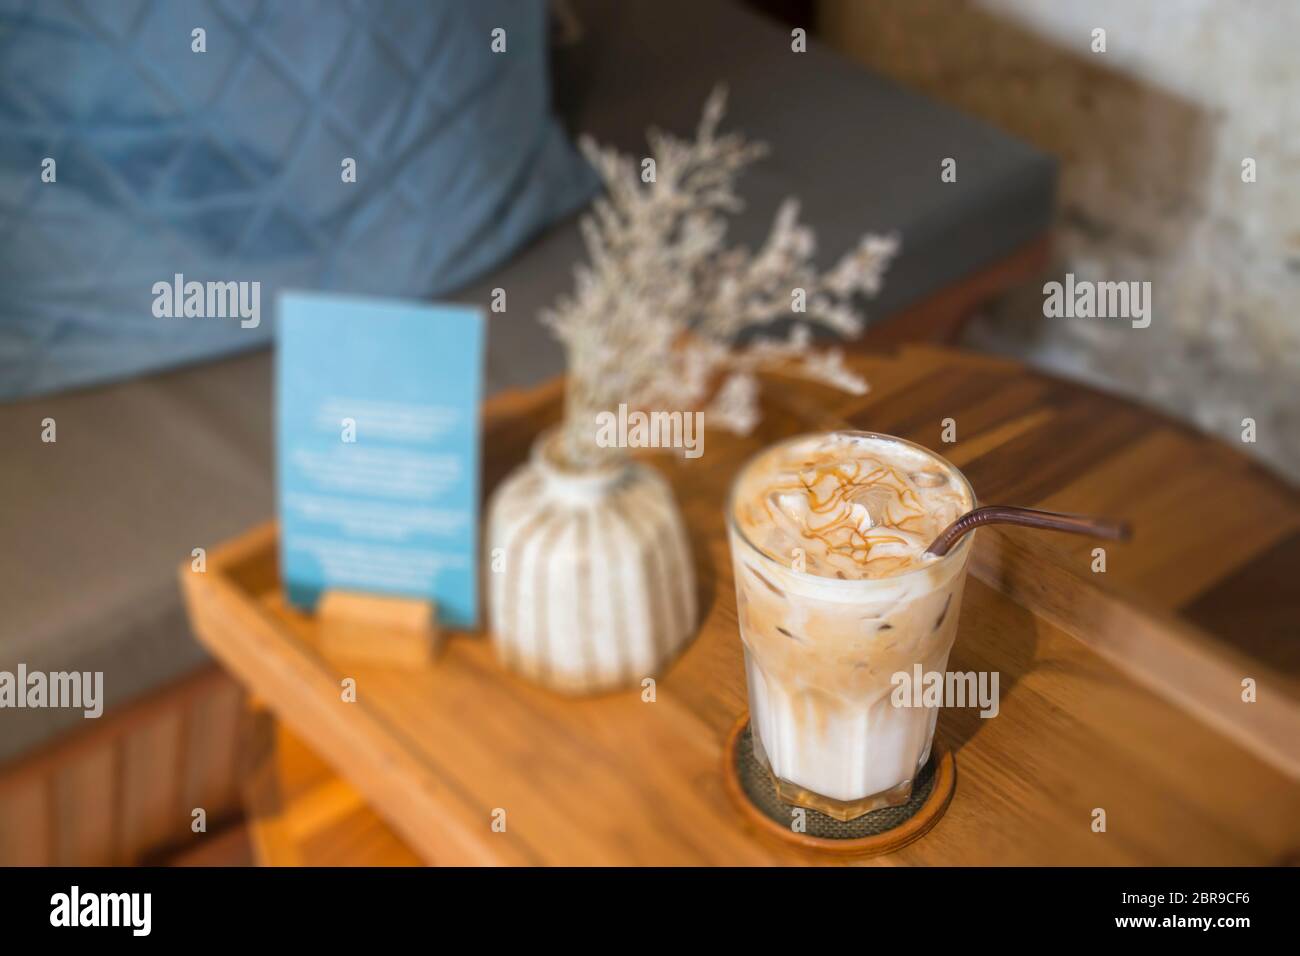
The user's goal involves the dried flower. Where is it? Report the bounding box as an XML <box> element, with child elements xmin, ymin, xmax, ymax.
<box><xmin>543</xmin><ymin>86</ymin><xmax>899</xmax><ymax>464</ymax></box>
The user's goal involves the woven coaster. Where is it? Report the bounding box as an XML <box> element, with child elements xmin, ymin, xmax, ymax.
<box><xmin>723</xmin><ymin>713</ymin><xmax>956</xmax><ymax>856</ymax></box>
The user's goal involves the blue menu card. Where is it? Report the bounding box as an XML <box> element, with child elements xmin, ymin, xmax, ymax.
<box><xmin>276</xmin><ymin>291</ymin><xmax>485</xmax><ymax>627</ymax></box>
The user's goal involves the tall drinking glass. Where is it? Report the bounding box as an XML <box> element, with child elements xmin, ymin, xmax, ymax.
<box><xmin>727</xmin><ymin>431</ymin><xmax>976</xmax><ymax>820</ymax></box>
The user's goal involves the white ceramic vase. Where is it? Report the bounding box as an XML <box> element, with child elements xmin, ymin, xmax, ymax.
<box><xmin>486</xmin><ymin>428</ymin><xmax>697</xmax><ymax>694</ymax></box>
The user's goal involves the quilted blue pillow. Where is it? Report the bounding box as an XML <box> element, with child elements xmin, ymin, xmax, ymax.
<box><xmin>0</xmin><ymin>0</ymin><xmax>596</xmax><ymax>398</ymax></box>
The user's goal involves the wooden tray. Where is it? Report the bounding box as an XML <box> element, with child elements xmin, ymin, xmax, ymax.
<box><xmin>182</xmin><ymin>346</ymin><xmax>1300</xmax><ymax>865</ymax></box>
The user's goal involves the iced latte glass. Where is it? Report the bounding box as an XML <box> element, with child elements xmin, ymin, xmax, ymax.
<box><xmin>727</xmin><ymin>431</ymin><xmax>976</xmax><ymax>820</ymax></box>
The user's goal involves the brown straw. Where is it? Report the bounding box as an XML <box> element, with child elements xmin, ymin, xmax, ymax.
<box><xmin>925</xmin><ymin>506</ymin><xmax>1132</xmax><ymax>557</ymax></box>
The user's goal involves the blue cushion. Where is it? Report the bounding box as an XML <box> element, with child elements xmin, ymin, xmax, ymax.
<box><xmin>0</xmin><ymin>0</ymin><xmax>596</xmax><ymax>399</ymax></box>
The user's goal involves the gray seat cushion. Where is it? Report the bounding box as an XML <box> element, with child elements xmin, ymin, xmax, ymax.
<box><xmin>0</xmin><ymin>0</ymin><xmax>1054</xmax><ymax>762</ymax></box>
<box><xmin>0</xmin><ymin>352</ymin><xmax>273</xmax><ymax>761</ymax></box>
<box><xmin>556</xmin><ymin>0</ymin><xmax>1056</xmax><ymax>319</ymax></box>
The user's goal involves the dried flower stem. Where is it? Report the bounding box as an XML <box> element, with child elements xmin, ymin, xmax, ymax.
<box><xmin>542</xmin><ymin>86</ymin><xmax>899</xmax><ymax>466</ymax></box>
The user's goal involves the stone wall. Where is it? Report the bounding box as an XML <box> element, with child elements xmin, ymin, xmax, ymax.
<box><xmin>821</xmin><ymin>0</ymin><xmax>1298</xmax><ymax>480</ymax></box>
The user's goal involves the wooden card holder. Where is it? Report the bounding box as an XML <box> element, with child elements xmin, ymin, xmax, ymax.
<box><xmin>317</xmin><ymin>590</ymin><xmax>441</xmax><ymax>668</ymax></box>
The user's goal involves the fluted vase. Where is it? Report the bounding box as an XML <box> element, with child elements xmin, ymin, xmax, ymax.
<box><xmin>486</xmin><ymin>428</ymin><xmax>697</xmax><ymax>694</ymax></box>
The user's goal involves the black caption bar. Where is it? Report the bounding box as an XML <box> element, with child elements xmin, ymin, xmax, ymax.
<box><xmin>0</xmin><ymin>866</ymin><xmax>1284</xmax><ymax>942</ymax></box>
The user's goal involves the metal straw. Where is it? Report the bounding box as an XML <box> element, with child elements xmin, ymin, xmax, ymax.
<box><xmin>925</xmin><ymin>505</ymin><xmax>1132</xmax><ymax>557</ymax></box>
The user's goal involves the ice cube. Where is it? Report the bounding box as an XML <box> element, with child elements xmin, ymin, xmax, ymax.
<box><xmin>766</xmin><ymin>490</ymin><xmax>813</xmax><ymax>546</ymax></box>
<box><xmin>909</xmin><ymin>470</ymin><xmax>948</xmax><ymax>489</ymax></box>
<box><xmin>848</xmin><ymin>501</ymin><xmax>874</xmax><ymax>532</ymax></box>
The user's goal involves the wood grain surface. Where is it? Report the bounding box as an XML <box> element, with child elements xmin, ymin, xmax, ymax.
<box><xmin>240</xmin><ymin>703</ymin><xmax>421</xmax><ymax>867</ymax></box>
<box><xmin>181</xmin><ymin>345</ymin><xmax>1300</xmax><ymax>865</ymax></box>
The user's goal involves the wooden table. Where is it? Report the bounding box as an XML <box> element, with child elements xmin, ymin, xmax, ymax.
<box><xmin>183</xmin><ymin>345</ymin><xmax>1300</xmax><ymax>865</ymax></box>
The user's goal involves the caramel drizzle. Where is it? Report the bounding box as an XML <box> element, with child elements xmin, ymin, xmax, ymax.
<box><xmin>759</xmin><ymin>456</ymin><xmax>932</xmax><ymax>569</ymax></box>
